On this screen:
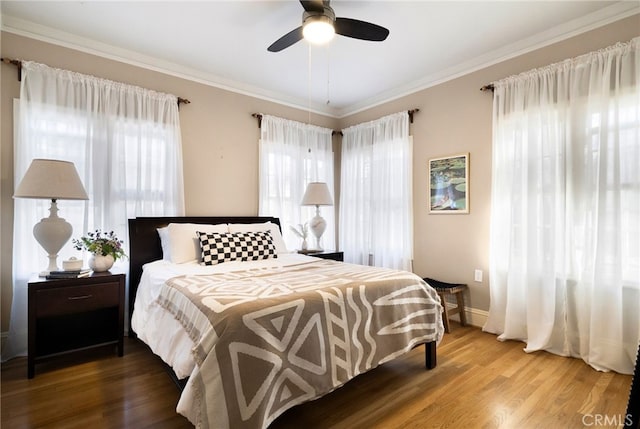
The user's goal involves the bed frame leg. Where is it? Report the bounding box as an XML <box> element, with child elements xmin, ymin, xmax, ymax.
<box><xmin>425</xmin><ymin>341</ymin><xmax>436</xmax><ymax>369</ymax></box>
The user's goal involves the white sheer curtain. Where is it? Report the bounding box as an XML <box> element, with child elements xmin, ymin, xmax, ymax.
<box><xmin>340</xmin><ymin>111</ymin><xmax>413</xmax><ymax>271</ymax></box>
<box><xmin>484</xmin><ymin>38</ymin><xmax>640</xmax><ymax>374</ymax></box>
<box><xmin>3</xmin><ymin>61</ymin><xmax>185</xmax><ymax>360</ymax></box>
<box><xmin>258</xmin><ymin>115</ymin><xmax>335</xmax><ymax>251</ymax></box>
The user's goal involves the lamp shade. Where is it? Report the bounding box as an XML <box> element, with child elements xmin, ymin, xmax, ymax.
<box><xmin>14</xmin><ymin>159</ymin><xmax>88</xmax><ymax>200</ymax></box>
<box><xmin>13</xmin><ymin>159</ymin><xmax>88</xmax><ymax>274</ymax></box>
<box><xmin>301</xmin><ymin>182</ymin><xmax>333</xmax><ymax>206</ymax></box>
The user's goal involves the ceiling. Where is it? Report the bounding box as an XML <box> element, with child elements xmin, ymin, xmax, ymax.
<box><xmin>1</xmin><ymin>1</ymin><xmax>638</xmax><ymax>117</ymax></box>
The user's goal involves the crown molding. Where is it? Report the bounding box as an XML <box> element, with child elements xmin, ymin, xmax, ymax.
<box><xmin>0</xmin><ymin>15</ymin><xmax>338</xmax><ymax>118</ymax></box>
<box><xmin>335</xmin><ymin>2</ymin><xmax>639</xmax><ymax>118</ymax></box>
<box><xmin>2</xmin><ymin>2</ymin><xmax>638</xmax><ymax>120</ymax></box>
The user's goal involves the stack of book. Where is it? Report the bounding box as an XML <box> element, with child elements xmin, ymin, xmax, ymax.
<box><xmin>45</xmin><ymin>269</ymin><xmax>92</xmax><ymax>279</ymax></box>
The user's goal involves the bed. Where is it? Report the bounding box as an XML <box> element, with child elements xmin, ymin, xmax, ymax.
<box><xmin>128</xmin><ymin>216</ymin><xmax>444</xmax><ymax>429</ymax></box>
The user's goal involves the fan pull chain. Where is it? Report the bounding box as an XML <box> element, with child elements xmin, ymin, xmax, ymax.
<box><xmin>307</xmin><ymin>44</ymin><xmax>312</xmax><ymax>153</ymax></box>
<box><xmin>308</xmin><ymin>44</ymin><xmax>312</xmax><ymax>126</ymax></box>
<box><xmin>326</xmin><ymin>45</ymin><xmax>331</xmax><ymax>105</ymax></box>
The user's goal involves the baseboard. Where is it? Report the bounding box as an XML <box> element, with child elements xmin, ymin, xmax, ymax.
<box><xmin>443</xmin><ymin>303</ymin><xmax>489</xmax><ymax>328</ymax></box>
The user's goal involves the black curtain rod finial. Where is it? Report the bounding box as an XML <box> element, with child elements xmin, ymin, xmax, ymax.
<box><xmin>252</xmin><ymin>113</ymin><xmax>263</xmax><ymax>128</ymax></box>
<box><xmin>2</xmin><ymin>57</ymin><xmax>23</xmax><ymax>81</ymax></box>
<box><xmin>408</xmin><ymin>108</ymin><xmax>420</xmax><ymax>124</ymax></box>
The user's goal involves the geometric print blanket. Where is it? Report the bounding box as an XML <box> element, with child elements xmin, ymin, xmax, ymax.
<box><xmin>159</xmin><ymin>259</ymin><xmax>444</xmax><ymax>429</ymax></box>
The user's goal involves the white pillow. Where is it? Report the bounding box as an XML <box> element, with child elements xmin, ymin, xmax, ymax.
<box><xmin>228</xmin><ymin>222</ymin><xmax>289</xmax><ymax>254</ymax></box>
<box><xmin>166</xmin><ymin>223</ymin><xmax>229</xmax><ymax>264</ymax></box>
<box><xmin>157</xmin><ymin>226</ymin><xmax>171</xmax><ymax>261</ymax></box>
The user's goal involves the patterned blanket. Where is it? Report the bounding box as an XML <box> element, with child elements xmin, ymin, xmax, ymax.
<box><xmin>159</xmin><ymin>259</ymin><xmax>444</xmax><ymax>429</ymax></box>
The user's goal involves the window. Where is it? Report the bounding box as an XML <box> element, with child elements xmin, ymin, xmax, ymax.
<box><xmin>4</xmin><ymin>61</ymin><xmax>184</xmax><ymax>360</ymax></box>
<box><xmin>259</xmin><ymin>115</ymin><xmax>334</xmax><ymax>251</ymax></box>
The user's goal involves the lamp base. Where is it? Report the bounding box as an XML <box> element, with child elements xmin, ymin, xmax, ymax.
<box><xmin>309</xmin><ymin>206</ymin><xmax>327</xmax><ymax>250</ymax></box>
<box><xmin>33</xmin><ymin>200</ymin><xmax>73</xmax><ymax>273</ymax></box>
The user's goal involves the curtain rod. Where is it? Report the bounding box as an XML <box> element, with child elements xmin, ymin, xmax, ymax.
<box><xmin>480</xmin><ymin>84</ymin><xmax>495</xmax><ymax>92</ymax></box>
<box><xmin>251</xmin><ymin>113</ymin><xmax>342</xmax><ymax>135</ymax></box>
<box><xmin>252</xmin><ymin>108</ymin><xmax>420</xmax><ymax>134</ymax></box>
<box><xmin>1</xmin><ymin>57</ymin><xmax>191</xmax><ymax>107</ymax></box>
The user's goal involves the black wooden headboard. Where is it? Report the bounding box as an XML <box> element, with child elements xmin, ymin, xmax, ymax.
<box><xmin>127</xmin><ymin>216</ymin><xmax>281</xmax><ymax>335</ymax></box>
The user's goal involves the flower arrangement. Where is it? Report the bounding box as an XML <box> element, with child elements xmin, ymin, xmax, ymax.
<box><xmin>73</xmin><ymin>229</ymin><xmax>126</xmax><ymax>261</ymax></box>
<box><xmin>290</xmin><ymin>223</ymin><xmax>308</xmax><ymax>240</ymax></box>
<box><xmin>290</xmin><ymin>223</ymin><xmax>309</xmax><ymax>250</ymax></box>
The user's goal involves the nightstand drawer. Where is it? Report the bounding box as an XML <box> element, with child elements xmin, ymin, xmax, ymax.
<box><xmin>36</xmin><ymin>283</ymin><xmax>120</xmax><ymax>317</ymax></box>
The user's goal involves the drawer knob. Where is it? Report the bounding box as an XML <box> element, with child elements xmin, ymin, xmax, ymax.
<box><xmin>68</xmin><ymin>294</ymin><xmax>93</xmax><ymax>300</ymax></box>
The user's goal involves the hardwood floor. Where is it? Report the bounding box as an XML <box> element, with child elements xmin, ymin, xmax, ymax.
<box><xmin>2</xmin><ymin>324</ymin><xmax>632</xmax><ymax>428</ymax></box>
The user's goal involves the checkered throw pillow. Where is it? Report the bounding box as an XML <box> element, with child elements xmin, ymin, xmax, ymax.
<box><xmin>197</xmin><ymin>230</ymin><xmax>278</xmax><ymax>266</ymax></box>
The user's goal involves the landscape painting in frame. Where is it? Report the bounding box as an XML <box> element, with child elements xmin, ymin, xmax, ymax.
<box><xmin>429</xmin><ymin>153</ymin><xmax>469</xmax><ymax>214</ymax></box>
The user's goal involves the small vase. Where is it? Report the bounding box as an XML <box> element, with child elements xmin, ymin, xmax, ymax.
<box><xmin>301</xmin><ymin>238</ymin><xmax>308</xmax><ymax>251</ymax></box>
<box><xmin>89</xmin><ymin>254</ymin><xmax>115</xmax><ymax>272</ymax></box>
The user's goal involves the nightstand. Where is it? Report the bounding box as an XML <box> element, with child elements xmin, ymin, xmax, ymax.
<box><xmin>28</xmin><ymin>271</ymin><xmax>125</xmax><ymax>378</ymax></box>
<box><xmin>299</xmin><ymin>250</ymin><xmax>344</xmax><ymax>262</ymax></box>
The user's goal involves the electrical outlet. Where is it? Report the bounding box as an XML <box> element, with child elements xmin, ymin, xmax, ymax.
<box><xmin>474</xmin><ymin>269</ymin><xmax>483</xmax><ymax>282</ymax></box>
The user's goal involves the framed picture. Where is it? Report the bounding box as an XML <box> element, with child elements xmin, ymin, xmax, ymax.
<box><xmin>428</xmin><ymin>153</ymin><xmax>469</xmax><ymax>214</ymax></box>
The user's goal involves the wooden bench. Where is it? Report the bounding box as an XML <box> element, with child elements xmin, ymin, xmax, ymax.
<box><xmin>424</xmin><ymin>278</ymin><xmax>468</xmax><ymax>333</ymax></box>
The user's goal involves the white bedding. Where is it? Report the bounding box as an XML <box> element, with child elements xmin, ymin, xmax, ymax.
<box><xmin>131</xmin><ymin>253</ymin><xmax>322</xmax><ymax>379</ymax></box>
<box><xmin>132</xmin><ymin>253</ymin><xmax>443</xmax><ymax>428</ymax></box>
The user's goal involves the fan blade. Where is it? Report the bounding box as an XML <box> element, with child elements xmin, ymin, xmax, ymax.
<box><xmin>268</xmin><ymin>26</ymin><xmax>304</xmax><ymax>52</ymax></box>
<box><xmin>300</xmin><ymin>0</ymin><xmax>325</xmax><ymax>13</ymax></box>
<box><xmin>334</xmin><ymin>17</ymin><xmax>389</xmax><ymax>41</ymax></box>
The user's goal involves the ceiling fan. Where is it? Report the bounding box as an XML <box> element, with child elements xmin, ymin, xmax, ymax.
<box><xmin>268</xmin><ymin>0</ymin><xmax>389</xmax><ymax>52</ymax></box>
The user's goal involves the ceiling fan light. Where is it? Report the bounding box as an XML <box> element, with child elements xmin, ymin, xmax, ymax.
<box><xmin>303</xmin><ymin>16</ymin><xmax>335</xmax><ymax>45</ymax></box>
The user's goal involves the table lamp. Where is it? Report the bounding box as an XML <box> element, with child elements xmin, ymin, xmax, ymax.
<box><xmin>14</xmin><ymin>159</ymin><xmax>88</xmax><ymax>274</ymax></box>
<box><xmin>301</xmin><ymin>182</ymin><xmax>333</xmax><ymax>250</ymax></box>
